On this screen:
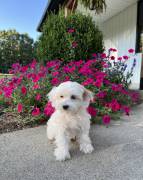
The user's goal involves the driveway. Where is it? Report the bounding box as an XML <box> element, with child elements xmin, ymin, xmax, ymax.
<box><xmin>0</xmin><ymin>104</ymin><xmax>143</xmax><ymax>180</ymax></box>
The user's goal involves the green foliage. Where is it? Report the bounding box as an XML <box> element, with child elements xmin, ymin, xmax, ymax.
<box><xmin>0</xmin><ymin>57</ymin><xmax>140</xmax><ymax>126</ymax></box>
<box><xmin>79</xmin><ymin>0</ymin><xmax>106</xmax><ymax>13</ymax></box>
<box><xmin>36</xmin><ymin>11</ymin><xmax>104</xmax><ymax>63</ymax></box>
<box><xmin>0</xmin><ymin>29</ymin><xmax>35</xmax><ymax>69</ymax></box>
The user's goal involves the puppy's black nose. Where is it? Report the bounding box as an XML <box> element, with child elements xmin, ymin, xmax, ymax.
<box><xmin>63</xmin><ymin>105</ymin><xmax>69</xmax><ymax>110</ymax></box>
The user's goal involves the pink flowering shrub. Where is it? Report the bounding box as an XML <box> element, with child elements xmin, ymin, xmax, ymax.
<box><xmin>37</xmin><ymin>12</ymin><xmax>104</xmax><ymax>63</ymax></box>
<box><xmin>0</xmin><ymin>49</ymin><xmax>140</xmax><ymax>125</ymax></box>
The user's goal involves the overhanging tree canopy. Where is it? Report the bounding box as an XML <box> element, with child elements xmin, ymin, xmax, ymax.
<box><xmin>64</xmin><ymin>0</ymin><xmax>106</xmax><ymax>14</ymax></box>
<box><xmin>37</xmin><ymin>0</ymin><xmax>106</xmax><ymax>32</ymax></box>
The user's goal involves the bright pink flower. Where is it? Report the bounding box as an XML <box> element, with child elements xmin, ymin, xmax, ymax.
<box><xmin>109</xmin><ymin>99</ymin><xmax>120</xmax><ymax>112</ymax></box>
<box><xmin>21</xmin><ymin>86</ymin><xmax>27</xmax><ymax>95</ymax></box>
<box><xmin>128</xmin><ymin>48</ymin><xmax>134</xmax><ymax>53</ymax></box>
<box><xmin>109</xmin><ymin>48</ymin><xmax>117</xmax><ymax>52</ymax></box>
<box><xmin>93</xmin><ymin>80</ymin><xmax>102</xmax><ymax>88</ymax></box>
<box><xmin>109</xmin><ymin>48</ymin><xmax>114</xmax><ymax>51</ymax></box>
<box><xmin>46</xmin><ymin>60</ymin><xmax>60</xmax><ymax>68</ymax></box>
<box><xmin>68</xmin><ymin>61</ymin><xmax>75</xmax><ymax>66</ymax></box>
<box><xmin>63</xmin><ymin>76</ymin><xmax>70</xmax><ymax>82</ymax></box>
<box><xmin>84</xmin><ymin>59</ymin><xmax>96</xmax><ymax>66</ymax></box>
<box><xmin>40</xmin><ymin>65</ymin><xmax>46</xmax><ymax>71</ymax></box>
<box><xmin>8</xmin><ymin>82</ymin><xmax>14</xmax><ymax>89</ymax></box>
<box><xmin>35</xmin><ymin>93</ymin><xmax>41</xmax><ymax>101</ymax></box>
<box><xmin>103</xmin><ymin>115</ymin><xmax>111</xmax><ymax>125</ymax></box>
<box><xmin>12</xmin><ymin>63</ymin><xmax>21</xmax><ymax>70</ymax></box>
<box><xmin>96</xmin><ymin>91</ymin><xmax>106</xmax><ymax>98</ymax></box>
<box><xmin>101</xmin><ymin>62</ymin><xmax>108</xmax><ymax>68</ymax></box>
<box><xmin>30</xmin><ymin>59</ymin><xmax>37</xmax><ymax>69</ymax></box>
<box><xmin>75</xmin><ymin>60</ymin><xmax>83</xmax><ymax>67</ymax></box>
<box><xmin>32</xmin><ymin>75</ymin><xmax>40</xmax><ymax>83</ymax></box>
<box><xmin>95</xmin><ymin>72</ymin><xmax>107</xmax><ymax>80</ymax></box>
<box><xmin>68</xmin><ymin>28</ymin><xmax>75</xmax><ymax>33</ymax></box>
<box><xmin>52</xmin><ymin>71</ymin><xmax>59</xmax><ymax>76</ymax></box>
<box><xmin>16</xmin><ymin>77</ymin><xmax>23</xmax><ymax>85</ymax></box>
<box><xmin>21</xmin><ymin>65</ymin><xmax>28</xmax><ymax>73</ymax></box>
<box><xmin>32</xmin><ymin>83</ymin><xmax>40</xmax><ymax>90</ymax></box>
<box><xmin>82</xmin><ymin>78</ymin><xmax>94</xmax><ymax>86</ymax></box>
<box><xmin>110</xmin><ymin>56</ymin><xmax>115</xmax><ymax>60</ymax></box>
<box><xmin>118</xmin><ymin>57</ymin><xmax>122</xmax><ymax>61</ymax></box>
<box><xmin>122</xmin><ymin>106</ymin><xmax>130</xmax><ymax>116</ymax></box>
<box><xmin>92</xmin><ymin>53</ymin><xmax>97</xmax><ymax>57</ymax></box>
<box><xmin>0</xmin><ymin>91</ymin><xmax>2</xmax><ymax>95</ymax></box>
<box><xmin>38</xmin><ymin>71</ymin><xmax>46</xmax><ymax>78</ymax></box>
<box><xmin>79</xmin><ymin>66</ymin><xmax>92</xmax><ymax>76</ymax></box>
<box><xmin>51</xmin><ymin>78</ymin><xmax>59</xmax><ymax>86</ymax></box>
<box><xmin>44</xmin><ymin>102</ymin><xmax>55</xmax><ymax>116</ymax></box>
<box><xmin>32</xmin><ymin>107</ymin><xmax>40</xmax><ymax>116</ymax></box>
<box><xmin>8</xmin><ymin>69</ymin><xmax>13</xmax><ymax>74</ymax></box>
<box><xmin>3</xmin><ymin>86</ymin><xmax>13</xmax><ymax>98</ymax></box>
<box><xmin>101</xmin><ymin>53</ymin><xmax>106</xmax><ymax>59</ymax></box>
<box><xmin>113</xmin><ymin>48</ymin><xmax>117</xmax><ymax>52</ymax></box>
<box><xmin>72</xmin><ymin>41</ymin><xmax>78</xmax><ymax>48</ymax></box>
<box><xmin>111</xmin><ymin>84</ymin><xmax>122</xmax><ymax>92</ymax></box>
<box><xmin>63</xmin><ymin>66</ymin><xmax>75</xmax><ymax>73</ymax></box>
<box><xmin>123</xmin><ymin>55</ymin><xmax>129</xmax><ymax>60</ymax></box>
<box><xmin>104</xmin><ymin>79</ymin><xmax>111</xmax><ymax>85</ymax></box>
<box><xmin>27</xmin><ymin>73</ymin><xmax>33</xmax><ymax>79</ymax></box>
<box><xmin>87</xmin><ymin>106</ymin><xmax>97</xmax><ymax>117</ymax></box>
<box><xmin>17</xmin><ymin>103</ymin><xmax>23</xmax><ymax>113</ymax></box>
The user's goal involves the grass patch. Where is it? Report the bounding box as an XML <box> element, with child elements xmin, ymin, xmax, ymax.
<box><xmin>0</xmin><ymin>74</ymin><xmax>13</xmax><ymax>79</ymax></box>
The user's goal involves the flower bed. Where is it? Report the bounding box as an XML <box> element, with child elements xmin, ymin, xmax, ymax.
<box><xmin>0</xmin><ymin>49</ymin><xmax>140</xmax><ymax>128</ymax></box>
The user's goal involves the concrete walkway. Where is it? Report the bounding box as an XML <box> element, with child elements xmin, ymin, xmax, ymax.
<box><xmin>0</xmin><ymin>104</ymin><xmax>143</xmax><ymax>180</ymax></box>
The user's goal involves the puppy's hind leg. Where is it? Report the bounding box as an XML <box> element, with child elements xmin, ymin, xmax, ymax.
<box><xmin>54</xmin><ymin>133</ymin><xmax>71</xmax><ymax>161</ymax></box>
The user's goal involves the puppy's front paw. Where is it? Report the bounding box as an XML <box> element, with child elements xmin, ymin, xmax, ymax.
<box><xmin>80</xmin><ymin>144</ymin><xmax>94</xmax><ymax>154</ymax></box>
<box><xmin>54</xmin><ymin>148</ymin><xmax>71</xmax><ymax>161</ymax></box>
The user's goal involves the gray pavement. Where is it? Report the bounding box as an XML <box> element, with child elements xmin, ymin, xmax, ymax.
<box><xmin>0</xmin><ymin>104</ymin><xmax>143</xmax><ymax>180</ymax></box>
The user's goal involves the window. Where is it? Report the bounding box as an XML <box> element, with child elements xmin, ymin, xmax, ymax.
<box><xmin>136</xmin><ymin>0</ymin><xmax>143</xmax><ymax>53</ymax></box>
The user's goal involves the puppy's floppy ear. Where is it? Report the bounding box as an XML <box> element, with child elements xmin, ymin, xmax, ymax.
<box><xmin>47</xmin><ymin>87</ymin><xmax>57</xmax><ymax>103</ymax></box>
<box><xmin>83</xmin><ymin>88</ymin><xmax>94</xmax><ymax>103</ymax></box>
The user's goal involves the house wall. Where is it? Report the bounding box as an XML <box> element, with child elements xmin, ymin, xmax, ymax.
<box><xmin>78</xmin><ymin>2</ymin><xmax>142</xmax><ymax>89</ymax></box>
<box><xmin>100</xmin><ymin>3</ymin><xmax>137</xmax><ymax>55</ymax></box>
<box><xmin>100</xmin><ymin>3</ymin><xmax>142</xmax><ymax>89</ymax></box>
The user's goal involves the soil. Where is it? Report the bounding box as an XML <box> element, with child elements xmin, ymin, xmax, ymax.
<box><xmin>0</xmin><ymin>112</ymin><xmax>25</xmax><ymax>134</ymax></box>
<box><xmin>0</xmin><ymin>107</ymin><xmax>46</xmax><ymax>134</ymax></box>
<box><xmin>0</xmin><ymin>98</ymin><xmax>142</xmax><ymax>134</ymax></box>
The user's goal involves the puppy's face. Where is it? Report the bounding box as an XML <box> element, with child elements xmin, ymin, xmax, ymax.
<box><xmin>48</xmin><ymin>81</ymin><xmax>93</xmax><ymax>113</ymax></box>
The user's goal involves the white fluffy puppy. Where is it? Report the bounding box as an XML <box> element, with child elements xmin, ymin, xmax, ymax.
<box><xmin>47</xmin><ymin>81</ymin><xmax>94</xmax><ymax>161</ymax></box>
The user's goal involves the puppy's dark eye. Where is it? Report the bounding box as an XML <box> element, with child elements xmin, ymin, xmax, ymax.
<box><xmin>60</xmin><ymin>95</ymin><xmax>64</xmax><ymax>98</ymax></box>
<box><xmin>71</xmin><ymin>95</ymin><xmax>76</xmax><ymax>100</ymax></box>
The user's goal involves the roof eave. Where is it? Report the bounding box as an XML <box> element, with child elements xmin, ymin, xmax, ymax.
<box><xmin>37</xmin><ymin>0</ymin><xmax>65</xmax><ymax>32</ymax></box>
<box><xmin>37</xmin><ymin>0</ymin><xmax>52</xmax><ymax>32</ymax></box>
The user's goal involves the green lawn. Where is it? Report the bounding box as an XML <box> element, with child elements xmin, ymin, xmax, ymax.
<box><xmin>0</xmin><ymin>74</ymin><xmax>13</xmax><ymax>79</ymax></box>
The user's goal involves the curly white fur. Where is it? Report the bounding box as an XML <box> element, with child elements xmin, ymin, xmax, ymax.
<box><xmin>47</xmin><ymin>81</ymin><xmax>94</xmax><ymax>161</ymax></box>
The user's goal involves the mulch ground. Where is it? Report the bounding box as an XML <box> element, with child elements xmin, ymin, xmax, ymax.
<box><xmin>0</xmin><ymin>106</ymin><xmax>46</xmax><ymax>134</ymax></box>
<box><xmin>0</xmin><ymin>112</ymin><xmax>25</xmax><ymax>134</ymax></box>
<box><xmin>0</xmin><ymin>98</ymin><xmax>142</xmax><ymax>134</ymax></box>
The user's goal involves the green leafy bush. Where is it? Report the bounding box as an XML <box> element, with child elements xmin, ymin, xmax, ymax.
<box><xmin>36</xmin><ymin>11</ymin><xmax>104</xmax><ymax>63</ymax></box>
<box><xmin>0</xmin><ymin>49</ymin><xmax>140</xmax><ymax>126</ymax></box>
<box><xmin>0</xmin><ymin>30</ymin><xmax>35</xmax><ymax>72</ymax></box>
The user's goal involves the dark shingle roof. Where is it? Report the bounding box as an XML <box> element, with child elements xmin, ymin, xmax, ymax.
<box><xmin>37</xmin><ymin>0</ymin><xmax>65</xmax><ymax>32</ymax></box>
